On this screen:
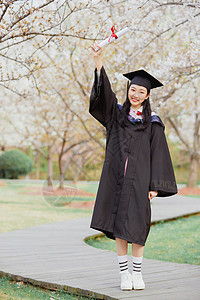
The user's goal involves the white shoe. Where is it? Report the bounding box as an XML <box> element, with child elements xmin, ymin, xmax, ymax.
<box><xmin>132</xmin><ymin>272</ymin><xmax>145</xmax><ymax>290</ymax></box>
<box><xmin>120</xmin><ymin>271</ymin><xmax>132</xmax><ymax>291</ymax></box>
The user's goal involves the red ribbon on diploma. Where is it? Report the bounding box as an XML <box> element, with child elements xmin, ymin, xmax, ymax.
<box><xmin>108</xmin><ymin>25</ymin><xmax>118</xmax><ymax>42</ymax></box>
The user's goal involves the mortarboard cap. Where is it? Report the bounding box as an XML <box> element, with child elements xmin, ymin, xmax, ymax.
<box><xmin>123</xmin><ymin>69</ymin><xmax>163</xmax><ymax>90</ymax></box>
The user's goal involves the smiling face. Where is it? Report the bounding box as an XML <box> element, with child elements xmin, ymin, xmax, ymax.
<box><xmin>128</xmin><ymin>84</ymin><xmax>150</xmax><ymax>110</ymax></box>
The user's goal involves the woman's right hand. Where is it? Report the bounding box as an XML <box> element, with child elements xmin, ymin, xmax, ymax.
<box><xmin>91</xmin><ymin>43</ymin><xmax>103</xmax><ymax>72</ymax></box>
<box><xmin>91</xmin><ymin>43</ymin><xmax>103</xmax><ymax>57</ymax></box>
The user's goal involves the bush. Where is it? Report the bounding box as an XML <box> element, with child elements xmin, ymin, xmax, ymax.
<box><xmin>0</xmin><ymin>149</ymin><xmax>32</xmax><ymax>179</ymax></box>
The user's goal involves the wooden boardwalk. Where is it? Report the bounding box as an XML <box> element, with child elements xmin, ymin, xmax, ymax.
<box><xmin>0</xmin><ymin>194</ymin><xmax>200</xmax><ymax>300</ymax></box>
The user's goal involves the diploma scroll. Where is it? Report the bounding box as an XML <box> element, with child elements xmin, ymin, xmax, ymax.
<box><xmin>94</xmin><ymin>26</ymin><xmax>130</xmax><ymax>51</ymax></box>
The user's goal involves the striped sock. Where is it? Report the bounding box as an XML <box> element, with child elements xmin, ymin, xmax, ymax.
<box><xmin>132</xmin><ymin>256</ymin><xmax>143</xmax><ymax>273</ymax></box>
<box><xmin>118</xmin><ymin>255</ymin><xmax>128</xmax><ymax>273</ymax></box>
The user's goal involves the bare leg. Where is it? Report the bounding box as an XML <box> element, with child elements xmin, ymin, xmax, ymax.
<box><xmin>116</xmin><ymin>237</ymin><xmax>128</xmax><ymax>255</ymax></box>
<box><xmin>132</xmin><ymin>243</ymin><xmax>144</xmax><ymax>257</ymax></box>
<box><xmin>131</xmin><ymin>243</ymin><xmax>145</xmax><ymax>289</ymax></box>
<box><xmin>116</xmin><ymin>238</ymin><xmax>132</xmax><ymax>290</ymax></box>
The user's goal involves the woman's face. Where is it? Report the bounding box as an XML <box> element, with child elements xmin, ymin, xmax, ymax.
<box><xmin>128</xmin><ymin>84</ymin><xmax>150</xmax><ymax>109</ymax></box>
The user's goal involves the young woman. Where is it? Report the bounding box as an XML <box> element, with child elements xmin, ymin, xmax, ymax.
<box><xmin>89</xmin><ymin>44</ymin><xmax>177</xmax><ymax>291</ymax></box>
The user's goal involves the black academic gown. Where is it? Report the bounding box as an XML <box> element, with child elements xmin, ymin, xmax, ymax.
<box><xmin>89</xmin><ymin>66</ymin><xmax>177</xmax><ymax>246</ymax></box>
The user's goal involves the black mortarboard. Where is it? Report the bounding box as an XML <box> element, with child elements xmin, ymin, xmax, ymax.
<box><xmin>123</xmin><ymin>69</ymin><xmax>163</xmax><ymax>90</ymax></box>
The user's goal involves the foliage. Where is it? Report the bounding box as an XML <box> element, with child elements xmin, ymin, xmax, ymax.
<box><xmin>0</xmin><ymin>149</ymin><xmax>32</xmax><ymax>179</ymax></box>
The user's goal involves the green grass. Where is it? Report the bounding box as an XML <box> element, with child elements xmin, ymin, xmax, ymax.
<box><xmin>0</xmin><ymin>180</ymin><xmax>93</xmax><ymax>233</ymax></box>
<box><xmin>86</xmin><ymin>215</ymin><xmax>200</xmax><ymax>265</ymax></box>
<box><xmin>75</xmin><ymin>182</ymin><xmax>99</xmax><ymax>194</ymax></box>
<box><xmin>0</xmin><ymin>276</ymin><xmax>94</xmax><ymax>299</ymax></box>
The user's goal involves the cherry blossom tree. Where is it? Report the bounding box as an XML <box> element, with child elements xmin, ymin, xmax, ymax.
<box><xmin>0</xmin><ymin>0</ymin><xmax>199</xmax><ymax>186</ymax></box>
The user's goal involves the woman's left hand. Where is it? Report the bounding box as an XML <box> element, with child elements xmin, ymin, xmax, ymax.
<box><xmin>148</xmin><ymin>191</ymin><xmax>158</xmax><ymax>201</ymax></box>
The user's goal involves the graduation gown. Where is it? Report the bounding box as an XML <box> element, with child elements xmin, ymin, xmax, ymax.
<box><xmin>89</xmin><ymin>66</ymin><xmax>177</xmax><ymax>246</ymax></box>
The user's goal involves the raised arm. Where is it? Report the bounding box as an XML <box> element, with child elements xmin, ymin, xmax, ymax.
<box><xmin>89</xmin><ymin>44</ymin><xmax>118</xmax><ymax>128</ymax></box>
<box><xmin>91</xmin><ymin>43</ymin><xmax>103</xmax><ymax>72</ymax></box>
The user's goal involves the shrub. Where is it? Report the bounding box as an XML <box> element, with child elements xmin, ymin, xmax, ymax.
<box><xmin>0</xmin><ymin>149</ymin><xmax>32</xmax><ymax>179</ymax></box>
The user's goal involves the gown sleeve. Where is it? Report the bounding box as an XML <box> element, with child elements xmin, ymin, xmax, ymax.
<box><xmin>89</xmin><ymin>66</ymin><xmax>118</xmax><ymax>127</ymax></box>
<box><xmin>149</xmin><ymin>122</ymin><xmax>178</xmax><ymax>197</ymax></box>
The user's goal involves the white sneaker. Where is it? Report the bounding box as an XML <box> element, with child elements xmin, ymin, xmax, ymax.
<box><xmin>120</xmin><ymin>271</ymin><xmax>132</xmax><ymax>291</ymax></box>
<box><xmin>132</xmin><ymin>272</ymin><xmax>145</xmax><ymax>290</ymax></box>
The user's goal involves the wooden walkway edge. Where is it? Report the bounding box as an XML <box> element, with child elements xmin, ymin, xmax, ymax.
<box><xmin>0</xmin><ymin>194</ymin><xmax>200</xmax><ymax>300</ymax></box>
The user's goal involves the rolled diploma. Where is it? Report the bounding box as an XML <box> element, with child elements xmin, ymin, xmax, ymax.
<box><xmin>95</xmin><ymin>27</ymin><xmax>130</xmax><ymax>51</ymax></box>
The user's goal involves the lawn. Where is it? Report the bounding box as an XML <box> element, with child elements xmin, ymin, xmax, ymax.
<box><xmin>86</xmin><ymin>214</ymin><xmax>200</xmax><ymax>265</ymax></box>
<box><xmin>0</xmin><ymin>180</ymin><xmax>96</xmax><ymax>233</ymax></box>
<box><xmin>0</xmin><ymin>276</ymin><xmax>93</xmax><ymax>300</ymax></box>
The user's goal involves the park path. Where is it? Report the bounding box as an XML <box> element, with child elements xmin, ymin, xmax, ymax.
<box><xmin>0</xmin><ymin>194</ymin><xmax>200</xmax><ymax>300</ymax></box>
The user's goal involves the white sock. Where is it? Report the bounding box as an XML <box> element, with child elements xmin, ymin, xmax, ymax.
<box><xmin>132</xmin><ymin>256</ymin><xmax>143</xmax><ymax>273</ymax></box>
<box><xmin>118</xmin><ymin>255</ymin><xmax>128</xmax><ymax>273</ymax></box>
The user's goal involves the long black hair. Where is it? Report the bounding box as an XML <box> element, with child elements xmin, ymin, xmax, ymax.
<box><xmin>118</xmin><ymin>82</ymin><xmax>152</xmax><ymax>130</ymax></box>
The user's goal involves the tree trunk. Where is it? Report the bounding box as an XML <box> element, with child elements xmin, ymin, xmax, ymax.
<box><xmin>58</xmin><ymin>152</ymin><xmax>74</xmax><ymax>189</ymax></box>
<box><xmin>58</xmin><ymin>151</ymin><xmax>64</xmax><ymax>189</ymax></box>
<box><xmin>47</xmin><ymin>146</ymin><xmax>53</xmax><ymax>186</ymax></box>
<box><xmin>188</xmin><ymin>108</ymin><xmax>200</xmax><ymax>188</ymax></box>
<box><xmin>35</xmin><ymin>150</ymin><xmax>40</xmax><ymax>179</ymax></box>
<box><xmin>187</xmin><ymin>154</ymin><xmax>199</xmax><ymax>188</ymax></box>
<box><xmin>59</xmin><ymin>173</ymin><xmax>65</xmax><ymax>189</ymax></box>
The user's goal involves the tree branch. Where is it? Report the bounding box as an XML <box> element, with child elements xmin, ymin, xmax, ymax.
<box><xmin>0</xmin><ymin>2</ymin><xmax>9</xmax><ymax>23</ymax></box>
<box><xmin>70</xmin><ymin>46</ymin><xmax>87</xmax><ymax>97</ymax></box>
<box><xmin>133</xmin><ymin>11</ymin><xmax>200</xmax><ymax>58</ymax></box>
<box><xmin>9</xmin><ymin>0</ymin><xmax>55</xmax><ymax>31</ymax></box>
<box><xmin>167</xmin><ymin>116</ymin><xmax>192</xmax><ymax>154</ymax></box>
<box><xmin>54</xmin><ymin>88</ymin><xmax>105</xmax><ymax>149</ymax></box>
